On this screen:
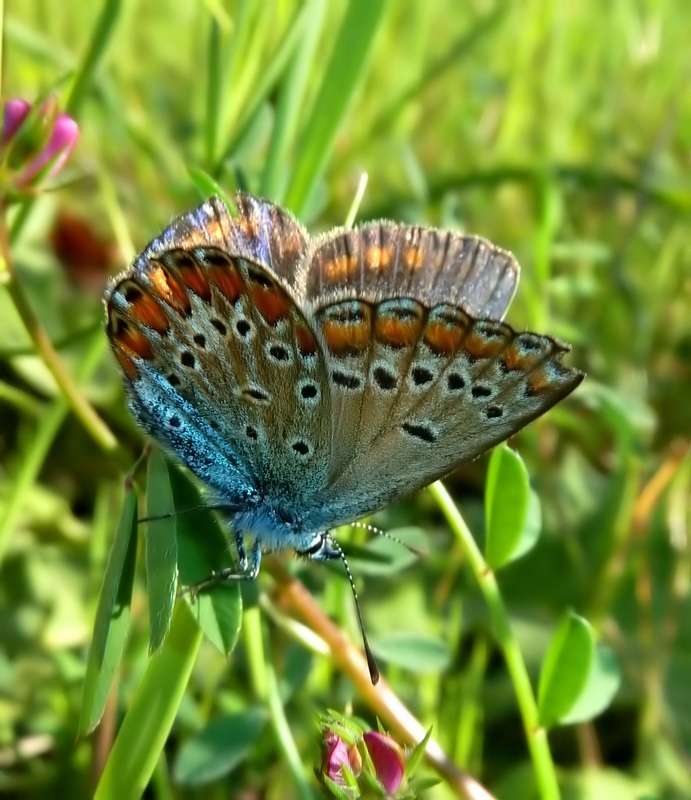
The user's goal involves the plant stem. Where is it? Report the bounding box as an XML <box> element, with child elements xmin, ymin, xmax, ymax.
<box><xmin>0</xmin><ymin>213</ymin><xmax>128</xmax><ymax>466</ymax></box>
<box><xmin>429</xmin><ymin>481</ymin><xmax>561</xmax><ymax>800</ymax></box>
<box><xmin>95</xmin><ymin>601</ymin><xmax>202</xmax><ymax>800</ymax></box>
<box><xmin>65</xmin><ymin>0</ymin><xmax>124</xmax><ymax>116</ymax></box>
<box><xmin>265</xmin><ymin>558</ymin><xmax>496</xmax><ymax>800</ymax></box>
<box><xmin>265</xmin><ymin>665</ymin><xmax>315</xmax><ymax>800</ymax></box>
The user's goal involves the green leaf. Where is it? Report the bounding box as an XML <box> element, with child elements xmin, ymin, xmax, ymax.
<box><xmin>95</xmin><ymin>603</ymin><xmax>203</xmax><ymax>800</ymax></box>
<box><xmin>218</xmin><ymin>2</ymin><xmax>310</xmax><ymax>165</ymax></box>
<box><xmin>79</xmin><ymin>484</ymin><xmax>138</xmax><ymax>734</ymax></box>
<box><xmin>560</xmin><ymin>643</ymin><xmax>621</xmax><ymax>725</ymax></box>
<box><xmin>406</xmin><ymin>725</ymin><xmax>433</xmax><ymax>776</ymax></box>
<box><xmin>187</xmin><ymin>166</ymin><xmax>237</xmax><ymax>216</ymax></box>
<box><xmin>173</xmin><ymin>709</ymin><xmax>267</xmax><ymax>786</ymax></box>
<box><xmin>538</xmin><ymin>611</ymin><xmax>619</xmax><ymax>727</ymax></box>
<box><xmin>144</xmin><ymin>449</ymin><xmax>179</xmax><ymax>652</ymax></box>
<box><xmin>320</xmin><ymin>775</ymin><xmax>356</xmax><ymax>800</ymax></box>
<box><xmin>259</xmin><ymin>0</ymin><xmax>327</xmax><ymax>200</ymax></box>
<box><xmin>168</xmin><ymin>466</ymin><xmax>242</xmax><ymax>656</ymax></box>
<box><xmin>485</xmin><ymin>444</ymin><xmax>540</xmax><ymax>569</ymax></box>
<box><xmin>370</xmin><ymin>633</ymin><xmax>451</xmax><ymax>674</ymax></box>
<box><xmin>284</xmin><ymin>0</ymin><xmax>388</xmax><ymax>215</ymax></box>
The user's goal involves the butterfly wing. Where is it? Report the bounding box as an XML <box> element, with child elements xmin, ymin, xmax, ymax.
<box><xmin>300</xmin><ymin>224</ymin><xmax>583</xmax><ymax>530</ymax></box>
<box><xmin>105</xmin><ymin>195</ymin><xmax>332</xmax><ymax>508</ymax></box>
<box><xmin>306</xmin><ymin>221</ymin><xmax>519</xmax><ymax>319</ymax></box>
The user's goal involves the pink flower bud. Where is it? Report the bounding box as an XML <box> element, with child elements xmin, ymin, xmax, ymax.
<box><xmin>18</xmin><ymin>112</ymin><xmax>79</xmax><ymax>184</ymax></box>
<box><xmin>1</xmin><ymin>99</ymin><xmax>31</xmax><ymax>145</ymax></box>
<box><xmin>321</xmin><ymin>730</ymin><xmax>353</xmax><ymax>786</ymax></box>
<box><xmin>0</xmin><ymin>97</ymin><xmax>79</xmax><ymax>193</ymax></box>
<box><xmin>362</xmin><ymin>730</ymin><xmax>406</xmax><ymax>794</ymax></box>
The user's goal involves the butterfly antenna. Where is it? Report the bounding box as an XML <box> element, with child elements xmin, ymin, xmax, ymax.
<box><xmin>331</xmin><ymin>539</ymin><xmax>380</xmax><ymax>685</ymax></box>
<box><xmin>139</xmin><ymin>502</ymin><xmax>245</xmax><ymax>524</ymax></box>
<box><xmin>351</xmin><ymin>521</ymin><xmax>425</xmax><ymax>557</ymax></box>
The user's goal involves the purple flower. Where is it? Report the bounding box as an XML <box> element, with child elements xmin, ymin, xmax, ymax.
<box><xmin>363</xmin><ymin>730</ymin><xmax>406</xmax><ymax>794</ymax></box>
<box><xmin>1</xmin><ymin>97</ymin><xmax>79</xmax><ymax>192</ymax></box>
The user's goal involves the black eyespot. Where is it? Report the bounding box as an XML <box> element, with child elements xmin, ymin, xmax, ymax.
<box><xmin>471</xmin><ymin>384</ymin><xmax>492</xmax><ymax>398</ymax></box>
<box><xmin>332</xmin><ymin>371</ymin><xmax>361</xmax><ymax>390</ymax></box>
<box><xmin>486</xmin><ymin>405</ymin><xmax>503</xmax><ymax>418</ymax></box>
<box><xmin>292</xmin><ymin>440</ymin><xmax>310</xmax><ymax>456</ymax></box>
<box><xmin>437</xmin><ymin>310</ymin><xmax>462</xmax><ymax>326</ymax></box>
<box><xmin>247</xmin><ymin>267</ymin><xmax>273</xmax><ymax>288</ymax></box>
<box><xmin>402</xmin><ymin>421</ymin><xmax>437</xmax><ymax>443</ymax></box>
<box><xmin>518</xmin><ymin>334</ymin><xmax>543</xmax><ymax>351</ymax></box>
<box><xmin>166</xmin><ymin>249</ymin><xmax>195</xmax><ymax>270</ymax></box>
<box><xmin>211</xmin><ymin>319</ymin><xmax>227</xmax><ymax>336</ymax></box>
<box><xmin>199</xmin><ymin>248</ymin><xmax>232</xmax><ymax>269</ymax></box>
<box><xmin>412</xmin><ymin>366</ymin><xmax>434</xmax><ymax>386</ymax></box>
<box><xmin>390</xmin><ymin>306</ymin><xmax>418</xmax><ymax>321</ymax></box>
<box><xmin>269</xmin><ymin>344</ymin><xmax>289</xmax><ymax>361</ymax></box>
<box><xmin>169</xmin><ymin>415</ymin><xmax>181</xmax><ymax>428</ymax></box>
<box><xmin>245</xmin><ymin>425</ymin><xmax>258</xmax><ymax>440</ymax></box>
<box><xmin>325</xmin><ymin>303</ymin><xmax>365</xmax><ymax>324</ymax></box>
<box><xmin>236</xmin><ymin>319</ymin><xmax>251</xmax><ymax>337</ymax></box>
<box><xmin>193</xmin><ymin>333</ymin><xmax>206</xmax><ymax>348</ymax></box>
<box><xmin>475</xmin><ymin>321</ymin><xmax>505</xmax><ymax>340</ymax></box>
<box><xmin>447</xmin><ymin>373</ymin><xmax>465</xmax><ymax>391</ymax></box>
<box><xmin>124</xmin><ymin>285</ymin><xmax>143</xmax><ymax>302</ymax></box>
<box><xmin>373</xmin><ymin>366</ymin><xmax>397</xmax><ymax>391</ymax></box>
<box><xmin>301</xmin><ymin>383</ymin><xmax>318</xmax><ymax>399</ymax></box>
<box><xmin>167</xmin><ymin>373</ymin><xmax>181</xmax><ymax>387</ymax></box>
<box><xmin>181</xmin><ymin>351</ymin><xmax>195</xmax><ymax>368</ymax></box>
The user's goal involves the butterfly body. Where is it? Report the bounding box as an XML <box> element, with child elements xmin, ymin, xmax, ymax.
<box><xmin>105</xmin><ymin>193</ymin><xmax>583</xmax><ymax>566</ymax></box>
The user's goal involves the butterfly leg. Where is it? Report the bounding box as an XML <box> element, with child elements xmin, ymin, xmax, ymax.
<box><xmin>182</xmin><ymin>536</ymin><xmax>262</xmax><ymax>596</ymax></box>
<box><xmin>211</xmin><ymin>535</ymin><xmax>261</xmax><ymax>581</ymax></box>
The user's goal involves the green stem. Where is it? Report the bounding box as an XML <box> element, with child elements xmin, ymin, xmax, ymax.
<box><xmin>260</xmin><ymin>0</ymin><xmax>326</xmax><ymax>201</ymax></box>
<box><xmin>204</xmin><ymin>18</ymin><xmax>223</xmax><ymax>168</ymax></box>
<box><xmin>0</xmin><ymin>0</ymin><xmax>5</xmax><ymax>93</ymax></box>
<box><xmin>587</xmin><ymin>454</ymin><xmax>642</xmax><ymax>628</ymax></box>
<box><xmin>65</xmin><ymin>0</ymin><xmax>124</xmax><ymax>116</ymax></box>
<box><xmin>242</xmin><ymin>605</ymin><xmax>269</xmax><ymax>702</ymax></box>
<box><xmin>95</xmin><ymin>601</ymin><xmax>203</xmax><ymax>800</ymax></box>
<box><xmin>0</xmin><ymin>214</ymin><xmax>128</xmax><ymax>465</ymax></box>
<box><xmin>429</xmin><ymin>481</ymin><xmax>560</xmax><ymax>800</ymax></box>
<box><xmin>0</xmin><ymin>327</ymin><xmax>105</xmax><ymax>564</ymax></box>
<box><xmin>0</xmin><ymin>379</ymin><xmax>42</xmax><ymax>417</ymax></box>
<box><xmin>7</xmin><ymin>0</ymin><xmax>124</xmax><ymax>243</ymax></box>
<box><xmin>265</xmin><ymin>665</ymin><xmax>314</xmax><ymax>800</ymax></box>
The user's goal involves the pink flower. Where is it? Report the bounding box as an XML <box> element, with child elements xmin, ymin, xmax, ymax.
<box><xmin>1</xmin><ymin>97</ymin><xmax>79</xmax><ymax>192</ymax></box>
<box><xmin>363</xmin><ymin>730</ymin><xmax>406</xmax><ymax>794</ymax></box>
<box><xmin>321</xmin><ymin>730</ymin><xmax>357</xmax><ymax>786</ymax></box>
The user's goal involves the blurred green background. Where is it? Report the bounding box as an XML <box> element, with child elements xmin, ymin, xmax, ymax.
<box><xmin>1</xmin><ymin>1</ymin><xmax>690</xmax><ymax>798</ymax></box>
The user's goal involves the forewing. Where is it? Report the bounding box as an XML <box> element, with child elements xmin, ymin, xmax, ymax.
<box><xmin>105</xmin><ymin>196</ymin><xmax>331</xmax><ymax>507</ymax></box>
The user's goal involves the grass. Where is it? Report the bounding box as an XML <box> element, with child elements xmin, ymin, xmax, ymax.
<box><xmin>1</xmin><ymin>1</ymin><xmax>690</xmax><ymax>798</ymax></box>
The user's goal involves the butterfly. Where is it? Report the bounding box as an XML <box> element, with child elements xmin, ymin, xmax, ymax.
<box><xmin>104</xmin><ymin>192</ymin><xmax>583</xmax><ymax>682</ymax></box>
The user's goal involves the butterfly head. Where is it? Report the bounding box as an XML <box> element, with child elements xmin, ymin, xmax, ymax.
<box><xmin>295</xmin><ymin>530</ymin><xmax>340</xmax><ymax>562</ymax></box>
